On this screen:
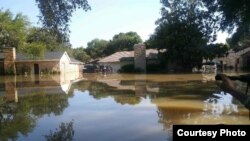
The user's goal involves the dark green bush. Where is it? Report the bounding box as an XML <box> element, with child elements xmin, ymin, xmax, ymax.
<box><xmin>118</xmin><ymin>64</ymin><xmax>143</xmax><ymax>73</ymax></box>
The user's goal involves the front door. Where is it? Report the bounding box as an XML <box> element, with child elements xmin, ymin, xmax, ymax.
<box><xmin>34</xmin><ymin>64</ymin><xmax>39</xmax><ymax>75</ymax></box>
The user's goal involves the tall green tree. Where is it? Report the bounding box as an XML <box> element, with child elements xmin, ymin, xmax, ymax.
<box><xmin>26</xmin><ymin>27</ymin><xmax>60</xmax><ymax>51</ymax></box>
<box><xmin>149</xmin><ymin>0</ymin><xmax>215</xmax><ymax>71</ymax></box>
<box><xmin>202</xmin><ymin>43</ymin><xmax>229</xmax><ymax>60</ymax></box>
<box><xmin>35</xmin><ymin>0</ymin><xmax>91</xmax><ymax>42</ymax></box>
<box><xmin>104</xmin><ymin>32</ymin><xmax>142</xmax><ymax>56</ymax></box>
<box><xmin>203</xmin><ymin>0</ymin><xmax>250</xmax><ymax>49</ymax></box>
<box><xmin>0</xmin><ymin>10</ymin><xmax>29</xmax><ymax>50</ymax></box>
<box><xmin>73</xmin><ymin>47</ymin><xmax>90</xmax><ymax>63</ymax></box>
<box><xmin>86</xmin><ymin>39</ymin><xmax>108</xmax><ymax>59</ymax></box>
<box><xmin>22</xmin><ymin>42</ymin><xmax>46</xmax><ymax>59</ymax></box>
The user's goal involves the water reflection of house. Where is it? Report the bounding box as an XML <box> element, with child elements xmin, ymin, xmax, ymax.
<box><xmin>0</xmin><ymin>48</ymin><xmax>83</xmax><ymax>75</ymax></box>
<box><xmin>0</xmin><ymin>73</ymin><xmax>83</xmax><ymax>102</ymax></box>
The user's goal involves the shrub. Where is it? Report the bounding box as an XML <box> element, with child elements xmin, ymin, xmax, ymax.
<box><xmin>118</xmin><ymin>64</ymin><xmax>143</xmax><ymax>73</ymax></box>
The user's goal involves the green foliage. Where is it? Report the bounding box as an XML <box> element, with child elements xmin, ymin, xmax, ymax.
<box><xmin>21</xmin><ymin>42</ymin><xmax>46</xmax><ymax>60</ymax></box>
<box><xmin>86</xmin><ymin>38</ymin><xmax>108</xmax><ymax>59</ymax></box>
<box><xmin>203</xmin><ymin>0</ymin><xmax>250</xmax><ymax>32</ymax></box>
<box><xmin>146</xmin><ymin>64</ymin><xmax>163</xmax><ymax>73</ymax></box>
<box><xmin>149</xmin><ymin>0</ymin><xmax>213</xmax><ymax>71</ymax></box>
<box><xmin>45</xmin><ymin>120</ymin><xmax>74</xmax><ymax>141</ymax></box>
<box><xmin>35</xmin><ymin>0</ymin><xmax>91</xmax><ymax>42</ymax></box>
<box><xmin>118</xmin><ymin>64</ymin><xmax>143</xmax><ymax>73</ymax></box>
<box><xmin>85</xmin><ymin>32</ymin><xmax>142</xmax><ymax>59</ymax></box>
<box><xmin>202</xmin><ymin>0</ymin><xmax>250</xmax><ymax>49</ymax></box>
<box><xmin>227</xmin><ymin>26</ymin><xmax>250</xmax><ymax>51</ymax></box>
<box><xmin>0</xmin><ymin>90</ymin><xmax>69</xmax><ymax>141</ymax></box>
<box><xmin>26</xmin><ymin>27</ymin><xmax>73</xmax><ymax>54</ymax></box>
<box><xmin>4</xmin><ymin>67</ymin><xmax>16</xmax><ymax>75</ymax></box>
<box><xmin>73</xmin><ymin>47</ymin><xmax>90</xmax><ymax>63</ymax></box>
<box><xmin>104</xmin><ymin>32</ymin><xmax>142</xmax><ymax>56</ymax></box>
<box><xmin>0</xmin><ymin>10</ymin><xmax>29</xmax><ymax>49</ymax></box>
<box><xmin>27</xmin><ymin>27</ymin><xmax>59</xmax><ymax>51</ymax></box>
<box><xmin>202</xmin><ymin>43</ymin><xmax>229</xmax><ymax>60</ymax></box>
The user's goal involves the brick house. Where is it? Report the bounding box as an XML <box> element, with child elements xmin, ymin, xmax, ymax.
<box><xmin>98</xmin><ymin>44</ymin><xmax>164</xmax><ymax>73</ymax></box>
<box><xmin>0</xmin><ymin>48</ymin><xmax>83</xmax><ymax>75</ymax></box>
<box><xmin>217</xmin><ymin>47</ymin><xmax>250</xmax><ymax>70</ymax></box>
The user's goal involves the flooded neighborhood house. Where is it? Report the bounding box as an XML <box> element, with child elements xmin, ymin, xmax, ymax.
<box><xmin>98</xmin><ymin>44</ymin><xmax>165</xmax><ymax>73</ymax></box>
<box><xmin>0</xmin><ymin>48</ymin><xmax>83</xmax><ymax>75</ymax></box>
<box><xmin>201</xmin><ymin>47</ymin><xmax>250</xmax><ymax>72</ymax></box>
<box><xmin>217</xmin><ymin>47</ymin><xmax>250</xmax><ymax>70</ymax></box>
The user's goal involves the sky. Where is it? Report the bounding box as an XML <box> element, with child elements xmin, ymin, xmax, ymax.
<box><xmin>0</xmin><ymin>0</ymin><xmax>228</xmax><ymax>48</ymax></box>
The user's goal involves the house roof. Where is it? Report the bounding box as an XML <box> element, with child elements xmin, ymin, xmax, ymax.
<box><xmin>16</xmin><ymin>51</ymin><xmax>65</xmax><ymax>61</ymax></box>
<box><xmin>70</xmin><ymin>58</ymin><xmax>84</xmax><ymax>64</ymax></box>
<box><xmin>99</xmin><ymin>51</ymin><xmax>134</xmax><ymax>63</ymax></box>
<box><xmin>0</xmin><ymin>51</ymin><xmax>84</xmax><ymax>64</ymax></box>
<box><xmin>99</xmin><ymin>49</ymin><xmax>164</xmax><ymax>63</ymax></box>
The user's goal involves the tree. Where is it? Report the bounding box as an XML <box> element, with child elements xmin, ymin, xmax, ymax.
<box><xmin>104</xmin><ymin>32</ymin><xmax>142</xmax><ymax>56</ymax></box>
<box><xmin>203</xmin><ymin>0</ymin><xmax>250</xmax><ymax>32</ymax></box>
<box><xmin>202</xmin><ymin>43</ymin><xmax>229</xmax><ymax>60</ymax></box>
<box><xmin>73</xmin><ymin>47</ymin><xmax>90</xmax><ymax>63</ymax></box>
<box><xmin>85</xmin><ymin>39</ymin><xmax>108</xmax><ymax>59</ymax></box>
<box><xmin>22</xmin><ymin>42</ymin><xmax>46</xmax><ymax>59</ymax></box>
<box><xmin>148</xmin><ymin>0</ymin><xmax>215</xmax><ymax>71</ymax></box>
<box><xmin>26</xmin><ymin>27</ymin><xmax>60</xmax><ymax>51</ymax></box>
<box><xmin>35</xmin><ymin>0</ymin><xmax>91</xmax><ymax>42</ymax></box>
<box><xmin>202</xmin><ymin>0</ymin><xmax>250</xmax><ymax>49</ymax></box>
<box><xmin>0</xmin><ymin>10</ymin><xmax>29</xmax><ymax>50</ymax></box>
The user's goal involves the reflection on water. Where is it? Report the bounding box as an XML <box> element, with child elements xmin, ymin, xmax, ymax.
<box><xmin>45</xmin><ymin>120</ymin><xmax>74</xmax><ymax>141</ymax></box>
<box><xmin>0</xmin><ymin>73</ymin><xmax>250</xmax><ymax>141</ymax></box>
<box><xmin>204</xmin><ymin>92</ymin><xmax>238</xmax><ymax>116</ymax></box>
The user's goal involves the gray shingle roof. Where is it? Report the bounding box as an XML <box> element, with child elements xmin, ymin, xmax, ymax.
<box><xmin>98</xmin><ymin>49</ymin><xmax>164</xmax><ymax>63</ymax></box>
<box><xmin>70</xmin><ymin>58</ymin><xmax>84</xmax><ymax>64</ymax></box>
<box><xmin>16</xmin><ymin>51</ymin><xmax>65</xmax><ymax>61</ymax></box>
<box><xmin>99</xmin><ymin>51</ymin><xmax>134</xmax><ymax>63</ymax></box>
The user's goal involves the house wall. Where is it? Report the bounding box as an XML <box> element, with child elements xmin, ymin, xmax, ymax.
<box><xmin>16</xmin><ymin>61</ymin><xmax>60</xmax><ymax>75</ymax></box>
<box><xmin>217</xmin><ymin>47</ymin><xmax>250</xmax><ymax>70</ymax></box>
<box><xmin>59</xmin><ymin>53</ymin><xmax>82</xmax><ymax>74</ymax></box>
<box><xmin>241</xmin><ymin>52</ymin><xmax>250</xmax><ymax>69</ymax></box>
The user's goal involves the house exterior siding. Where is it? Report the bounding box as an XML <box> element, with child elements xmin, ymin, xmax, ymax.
<box><xmin>217</xmin><ymin>47</ymin><xmax>250</xmax><ymax>70</ymax></box>
<box><xmin>1</xmin><ymin>48</ymin><xmax>83</xmax><ymax>75</ymax></box>
<box><xmin>16</xmin><ymin>61</ymin><xmax>60</xmax><ymax>75</ymax></box>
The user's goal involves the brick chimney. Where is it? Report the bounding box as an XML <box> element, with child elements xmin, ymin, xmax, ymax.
<box><xmin>3</xmin><ymin>47</ymin><xmax>16</xmax><ymax>74</ymax></box>
<box><xmin>134</xmin><ymin>44</ymin><xmax>146</xmax><ymax>73</ymax></box>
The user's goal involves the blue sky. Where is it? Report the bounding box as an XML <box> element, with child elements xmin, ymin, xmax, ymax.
<box><xmin>0</xmin><ymin>0</ymin><xmax>227</xmax><ymax>48</ymax></box>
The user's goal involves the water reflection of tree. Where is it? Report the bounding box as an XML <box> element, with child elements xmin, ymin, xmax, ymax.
<box><xmin>0</xmin><ymin>93</ymin><xmax>69</xmax><ymax>141</ymax></box>
<box><xmin>153</xmin><ymin>81</ymin><xmax>219</xmax><ymax>136</ymax></box>
<box><xmin>156</xmin><ymin>81</ymin><xmax>218</xmax><ymax>99</ymax></box>
<box><xmin>154</xmin><ymin>81</ymin><xmax>250</xmax><ymax>136</ymax></box>
<box><xmin>45</xmin><ymin>120</ymin><xmax>74</xmax><ymax>141</ymax></box>
<box><xmin>70</xmin><ymin>81</ymin><xmax>142</xmax><ymax>105</ymax></box>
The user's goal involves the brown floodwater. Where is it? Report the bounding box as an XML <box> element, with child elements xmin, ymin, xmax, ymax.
<box><xmin>0</xmin><ymin>73</ymin><xmax>249</xmax><ymax>141</ymax></box>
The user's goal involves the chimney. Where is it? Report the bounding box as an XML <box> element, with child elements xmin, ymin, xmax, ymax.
<box><xmin>3</xmin><ymin>47</ymin><xmax>16</xmax><ymax>74</ymax></box>
<box><xmin>134</xmin><ymin>44</ymin><xmax>146</xmax><ymax>73</ymax></box>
